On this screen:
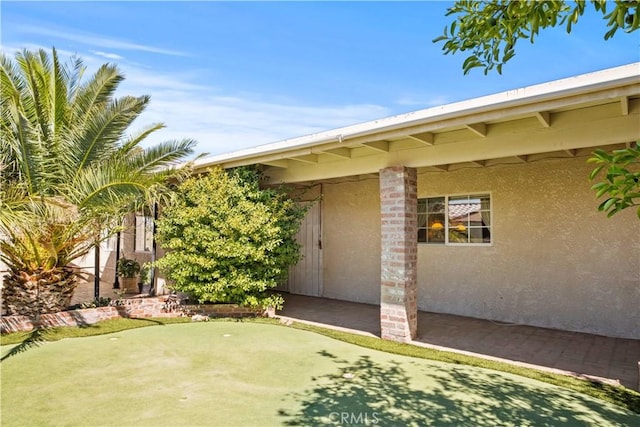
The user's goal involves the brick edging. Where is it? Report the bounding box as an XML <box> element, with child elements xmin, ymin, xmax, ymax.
<box><xmin>1</xmin><ymin>296</ymin><xmax>274</xmax><ymax>334</ymax></box>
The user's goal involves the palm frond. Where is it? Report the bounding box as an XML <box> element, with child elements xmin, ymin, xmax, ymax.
<box><xmin>125</xmin><ymin>138</ymin><xmax>197</xmax><ymax>173</ymax></box>
<box><xmin>71</xmin><ymin>95</ymin><xmax>149</xmax><ymax>178</ymax></box>
<box><xmin>68</xmin><ymin>63</ymin><xmax>122</xmax><ymax>135</ymax></box>
<box><xmin>117</xmin><ymin>123</ymin><xmax>166</xmax><ymax>157</ymax></box>
<box><xmin>65</xmin><ymin>54</ymin><xmax>85</xmax><ymax>104</ymax></box>
<box><xmin>1</xmin><ymin>53</ymin><xmax>44</xmax><ymax>191</ymax></box>
<box><xmin>40</xmin><ymin>48</ymin><xmax>72</xmax><ymax>183</ymax></box>
<box><xmin>0</xmin><ymin>184</ymin><xmax>35</xmax><ymax>237</ymax></box>
<box><xmin>66</xmin><ymin>160</ymin><xmax>148</xmax><ymax>211</ymax></box>
<box><xmin>16</xmin><ymin>49</ymin><xmax>54</xmax><ymax>146</ymax></box>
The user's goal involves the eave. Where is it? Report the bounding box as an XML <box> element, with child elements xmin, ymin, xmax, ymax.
<box><xmin>192</xmin><ymin>63</ymin><xmax>640</xmax><ymax>184</ymax></box>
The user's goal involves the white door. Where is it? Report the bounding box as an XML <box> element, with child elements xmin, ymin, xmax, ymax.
<box><xmin>286</xmin><ymin>202</ymin><xmax>322</xmax><ymax>296</ymax></box>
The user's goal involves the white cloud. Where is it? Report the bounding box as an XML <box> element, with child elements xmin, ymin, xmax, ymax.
<box><xmin>119</xmin><ymin>70</ymin><xmax>209</xmax><ymax>93</ymax></box>
<box><xmin>135</xmin><ymin>89</ymin><xmax>390</xmax><ymax>156</ymax></box>
<box><xmin>15</xmin><ymin>25</ymin><xmax>188</xmax><ymax>57</ymax></box>
<box><xmin>93</xmin><ymin>58</ymin><xmax>393</xmax><ymax>156</ymax></box>
<box><xmin>90</xmin><ymin>50</ymin><xmax>124</xmax><ymax>60</ymax></box>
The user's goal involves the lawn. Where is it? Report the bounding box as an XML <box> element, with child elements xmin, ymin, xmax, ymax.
<box><xmin>1</xmin><ymin>322</ymin><xmax>638</xmax><ymax>426</ymax></box>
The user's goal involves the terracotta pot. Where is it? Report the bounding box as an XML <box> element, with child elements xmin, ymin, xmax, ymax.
<box><xmin>122</xmin><ymin>277</ymin><xmax>139</xmax><ymax>294</ymax></box>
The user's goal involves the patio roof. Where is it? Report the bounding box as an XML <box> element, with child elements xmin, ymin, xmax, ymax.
<box><xmin>193</xmin><ymin>62</ymin><xmax>640</xmax><ymax>182</ymax></box>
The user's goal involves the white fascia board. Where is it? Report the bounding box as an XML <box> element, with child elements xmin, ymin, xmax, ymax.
<box><xmin>193</xmin><ymin>62</ymin><xmax>640</xmax><ymax>170</ymax></box>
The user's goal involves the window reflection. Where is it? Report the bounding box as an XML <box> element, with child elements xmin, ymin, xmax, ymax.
<box><xmin>418</xmin><ymin>194</ymin><xmax>491</xmax><ymax>244</ymax></box>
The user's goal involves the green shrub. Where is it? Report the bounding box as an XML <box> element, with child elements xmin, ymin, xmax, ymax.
<box><xmin>139</xmin><ymin>263</ymin><xmax>151</xmax><ymax>285</ymax></box>
<box><xmin>116</xmin><ymin>257</ymin><xmax>141</xmax><ymax>278</ymax></box>
<box><xmin>588</xmin><ymin>144</ymin><xmax>640</xmax><ymax>218</ymax></box>
<box><xmin>155</xmin><ymin>167</ymin><xmax>307</xmax><ymax>309</ymax></box>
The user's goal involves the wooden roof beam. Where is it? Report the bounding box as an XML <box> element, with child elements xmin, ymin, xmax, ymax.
<box><xmin>407</xmin><ymin>132</ymin><xmax>434</xmax><ymax>145</ymax></box>
<box><xmin>289</xmin><ymin>154</ymin><xmax>318</xmax><ymax>164</ymax></box>
<box><xmin>465</xmin><ymin>123</ymin><xmax>487</xmax><ymax>137</ymax></box>
<box><xmin>361</xmin><ymin>140</ymin><xmax>390</xmax><ymax>153</ymax></box>
<box><xmin>535</xmin><ymin>111</ymin><xmax>551</xmax><ymax>127</ymax></box>
<box><xmin>620</xmin><ymin>96</ymin><xmax>629</xmax><ymax>115</ymax></box>
<box><xmin>321</xmin><ymin>147</ymin><xmax>351</xmax><ymax>159</ymax></box>
<box><xmin>261</xmin><ymin>160</ymin><xmax>288</xmax><ymax>169</ymax></box>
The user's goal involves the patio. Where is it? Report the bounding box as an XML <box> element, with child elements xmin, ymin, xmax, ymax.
<box><xmin>277</xmin><ymin>293</ymin><xmax>640</xmax><ymax>390</ymax></box>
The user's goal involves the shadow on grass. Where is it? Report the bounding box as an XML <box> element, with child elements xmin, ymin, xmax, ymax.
<box><xmin>0</xmin><ymin>328</ymin><xmax>51</xmax><ymax>361</ymax></box>
<box><xmin>0</xmin><ymin>315</ymin><xmax>119</xmax><ymax>361</ymax></box>
<box><xmin>1</xmin><ymin>321</ymin><xmax>104</xmax><ymax>361</ymax></box>
<box><xmin>288</xmin><ymin>321</ymin><xmax>640</xmax><ymax>415</ymax></box>
<box><xmin>278</xmin><ymin>352</ymin><xmax>638</xmax><ymax>426</ymax></box>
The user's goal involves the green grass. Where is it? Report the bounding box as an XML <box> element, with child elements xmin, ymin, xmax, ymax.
<box><xmin>1</xmin><ymin>320</ymin><xmax>638</xmax><ymax>426</ymax></box>
<box><xmin>1</xmin><ymin>317</ymin><xmax>191</xmax><ymax>346</ymax></box>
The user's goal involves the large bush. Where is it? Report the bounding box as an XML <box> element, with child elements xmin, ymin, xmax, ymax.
<box><xmin>155</xmin><ymin>167</ymin><xmax>307</xmax><ymax>308</ymax></box>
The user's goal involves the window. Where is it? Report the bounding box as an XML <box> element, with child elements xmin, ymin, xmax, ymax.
<box><xmin>100</xmin><ymin>231</ymin><xmax>118</xmax><ymax>251</ymax></box>
<box><xmin>418</xmin><ymin>194</ymin><xmax>491</xmax><ymax>245</ymax></box>
<box><xmin>135</xmin><ymin>215</ymin><xmax>154</xmax><ymax>252</ymax></box>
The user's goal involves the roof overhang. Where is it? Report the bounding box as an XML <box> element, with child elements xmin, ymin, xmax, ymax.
<box><xmin>193</xmin><ymin>63</ymin><xmax>640</xmax><ymax>183</ymax></box>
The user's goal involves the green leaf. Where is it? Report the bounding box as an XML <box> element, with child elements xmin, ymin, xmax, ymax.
<box><xmin>601</xmin><ymin>198</ymin><xmax>618</xmax><ymax>212</ymax></box>
<box><xmin>595</xmin><ymin>185</ymin><xmax>611</xmax><ymax>198</ymax></box>
<box><xmin>588</xmin><ymin>165</ymin><xmax>605</xmax><ymax>180</ymax></box>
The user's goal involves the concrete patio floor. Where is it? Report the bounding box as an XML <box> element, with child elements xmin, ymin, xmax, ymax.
<box><xmin>277</xmin><ymin>293</ymin><xmax>640</xmax><ymax>390</ymax></box>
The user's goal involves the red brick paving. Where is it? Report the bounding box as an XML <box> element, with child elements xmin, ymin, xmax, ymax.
<box><xmin>278</xmin><ymin>294</ymin><xmax>640</xmax><ymax>390</ymax></box>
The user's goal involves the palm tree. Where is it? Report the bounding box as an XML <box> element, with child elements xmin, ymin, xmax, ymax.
<box><xmin>0</xmin><ymin>48</ymin><xmax>196</xmax><ymax>317</ymax></box>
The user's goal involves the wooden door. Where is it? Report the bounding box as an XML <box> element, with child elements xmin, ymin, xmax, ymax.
<box><xmin>286</xmin><ymin>202</ymin><xmax>322</xmax><ymax>296</ymax></box>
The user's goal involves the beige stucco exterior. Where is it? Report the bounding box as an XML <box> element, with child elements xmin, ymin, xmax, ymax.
<box><xmin>306</xmin><ymin>155</ymin><xmax>639</xmax><ymax>339</ymax></box>
<box><xmin>321</xmin><ymin>178</ymin><xmax>381</xmax><ymax>303</ymax></box>
<box><xmin>416</xmin><ymin>156</ymin><xmax>639</xmax><ymax>339</ymax></box>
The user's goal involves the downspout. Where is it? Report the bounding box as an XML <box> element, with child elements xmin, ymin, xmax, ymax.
<box><xmin>113</xmin><ymin>231</ymin><xmax>121</xmax><ymax>289</ymax></box>
<box><xmin>148</xmin><ymin>203</ymin><xmax>158</xmax><ymax>296</ymax></box>
<box><xmin>94</xmin><ymin>240</ymin><xmax>100</xmax><ymax>300</ymax></box>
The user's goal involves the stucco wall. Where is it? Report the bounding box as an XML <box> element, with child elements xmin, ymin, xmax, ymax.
<box><xmin>321</xmin><ymin>178</ymin><xmax>381</xmax><ymax>304</ymax></box>
<box><xmin>416</xmin><ymin>156</ymin><xmax>639</xmax><ymax>339</ymax></box>
<box><xmin>316</xmin><ymin>156</ymin><xmax>638</xmax><ymax>339</ymax></box>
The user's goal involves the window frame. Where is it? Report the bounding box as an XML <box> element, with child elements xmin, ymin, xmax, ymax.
<box><xmin>417</xmin><ymin>192</ymin><xmax>492</xmax><ymax>247</ymax></box>
<box><xmin>134</xmin><ymin>214</ymin><xmax>154</xmax><ymax>253</ymax></box>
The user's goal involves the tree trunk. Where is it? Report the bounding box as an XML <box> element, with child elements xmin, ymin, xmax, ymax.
<box><xmin>1</xmin><ymin>268</ymin><xmax>78</xmax><ymax>317</ymax></box>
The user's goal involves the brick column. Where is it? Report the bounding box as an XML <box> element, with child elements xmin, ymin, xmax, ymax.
<box><xmin>379</xmin><ymin>166</ymin><xmax>418</xmax><ymax>342</ymax></box>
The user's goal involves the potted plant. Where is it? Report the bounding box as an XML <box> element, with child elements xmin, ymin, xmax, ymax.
<box><xmin>117</xmin><ymin>257</ymin><xmax>141</xmax><ymax>294</ymax></box>
<box><xmin>138</xmin><ymin>263</ymin><xmax>151</xmax><ymax>294</ymax></box>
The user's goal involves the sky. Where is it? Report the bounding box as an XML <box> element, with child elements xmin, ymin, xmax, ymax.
<box><xmin>2</xmin><ymin>1</ymin><xmax>639</xmax><ymax>157</ymax></box>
